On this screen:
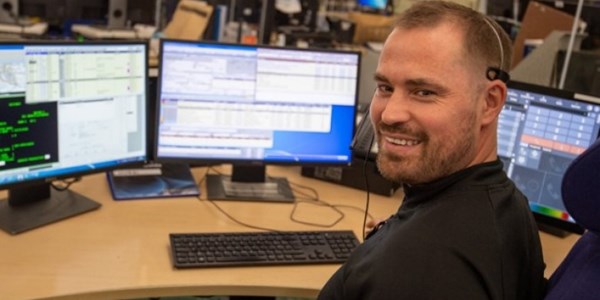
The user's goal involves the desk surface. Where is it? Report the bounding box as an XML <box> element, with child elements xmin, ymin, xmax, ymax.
<box><xmin>0</xmin><ymin>166</ymin><xmax>579</xmax><ymax>300</ymax></box>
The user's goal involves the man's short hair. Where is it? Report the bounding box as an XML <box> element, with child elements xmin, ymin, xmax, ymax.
<box><xmin>395</xmin><ymin>1</ymin><xmax>512</xmax><ymax>75</ymax></box>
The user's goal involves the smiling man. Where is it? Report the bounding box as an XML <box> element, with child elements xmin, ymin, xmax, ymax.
<box><xmin>317</xmin><ymin>1</ymin><xmax>546</xmax><ymax>299</ymax></box>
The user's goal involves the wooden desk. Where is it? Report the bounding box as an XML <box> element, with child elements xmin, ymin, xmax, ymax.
<box><xmin>0</xmin><ymin>166</ymin><xmax>579</xmax><ymax>300</ymax></box>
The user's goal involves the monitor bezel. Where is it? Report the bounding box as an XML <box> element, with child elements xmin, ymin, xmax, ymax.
<box><xmin>154</xmin><ymin>38</ymin><xmax>361</xmax><ymax>168</ymax></box>
<box><xmin>506</xmin><ymin>80</ymin><xmax>600</xmax><ymax>235</ymax></box>
<box><xmin>0</xmin><ymin>39</ymin><xmax>150</xmax><ymax>192</ymax></box>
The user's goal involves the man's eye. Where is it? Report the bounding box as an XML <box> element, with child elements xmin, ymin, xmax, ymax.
<box><xmin>376</xmin><ymin>84</ymin><xmax>393</xmax><ymax>94</ymax></box>
<box><xmin>415</xmin><ymin>90</ymin><xmax>436</xmax><ymax>97</ymax></box>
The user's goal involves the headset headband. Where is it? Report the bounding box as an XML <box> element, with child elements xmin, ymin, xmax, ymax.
<box><xmin>482</xmin><ymin>17</ymin><xmax>510</xmax><ymax>83</ymax></box>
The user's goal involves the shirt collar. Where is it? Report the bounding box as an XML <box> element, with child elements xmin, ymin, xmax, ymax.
<box><xmin>402</xmin><ymin>160</ymin><xmax>505</xmax><ymax>207</ymax></box>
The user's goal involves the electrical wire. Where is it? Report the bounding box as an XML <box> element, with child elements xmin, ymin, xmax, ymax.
<box><xmin>361</xmin><ymin>134</ymin><xmax>376</xmax><ymax>240</ymax></box>
<box><xmin>289</xmin><ymin>180</ymin><xmax>376</xmax><ymax>228</ymax></box>
<box><xmin>333</xmin><ymin>204</ymin><xmax>374</xmax><ymax>223</ymax></box>
<box><xmin>51</xmin><ymin>177</ymin><xmax>82</xmax><ymax>191</ymax></box>
<box><xmin>290</xmin><ymin>199</ymin><xmax>345</xmax><ymax>228</ymax></box>
<box><xmin>205</xmin><ymin>199</ymin><xmax>283</xmax><ymax>232</ymax></box>
<box><xmin>196</xmin><ymin>166</ymin><xmax>368</xmax><ymax>231</ymax></box>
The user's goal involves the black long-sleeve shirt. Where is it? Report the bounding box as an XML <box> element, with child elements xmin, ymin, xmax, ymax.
<box><xmin>318</xmin><ymin>160</ymin><xmax>546</xmax><ymax>300</ymax></box>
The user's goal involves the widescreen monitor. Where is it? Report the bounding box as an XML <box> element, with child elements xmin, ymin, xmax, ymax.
<box><xmin>0</xmin><ymin>41</ymin><xmax>148</xmax><ymax>234</ymax></box>
<box><xmin>499</xmin><ymin>81</ymin><xmax>600</xmax><ymax>235</ymax></box>
<box><xmin>156</xmin><ymin>40</ymin><xmax>360</xmax><ymax>202</ymax></box>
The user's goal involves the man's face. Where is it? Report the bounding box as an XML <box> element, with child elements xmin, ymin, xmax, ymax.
<box><xmin>370</xmin><ymin>23</ymin><xmax>486</xmax><ymax>185</ymax></box>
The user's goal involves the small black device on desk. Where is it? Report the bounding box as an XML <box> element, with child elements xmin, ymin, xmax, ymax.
<box><xmin>170</xmin><ymin>230</ymin><xmax>360</xmax><ymax>268</ymax></box>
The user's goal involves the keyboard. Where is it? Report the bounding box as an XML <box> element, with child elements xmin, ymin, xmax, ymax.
<box><xmin>170</xmin><ymin>230</ymin><xmax>360</xmax><ymax>268</ymax></box>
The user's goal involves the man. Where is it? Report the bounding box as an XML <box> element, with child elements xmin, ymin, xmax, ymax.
<box><xmin>318</xmin><ymin>1</ymin><xmax>546</xmax><ymax>299</ymax></box>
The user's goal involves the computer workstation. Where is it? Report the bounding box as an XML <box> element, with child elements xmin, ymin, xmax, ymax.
<box><xmin>0</xmin><ymin>34</ymin><xmax>369</xmax><ymax>272</ymax></box>
<box><xmin>0</xmin><ymin>16</ymin><xmax>594</xmax><ymax>299</ymax></box>
<box><xmin>231</xmin><ymin>18</ymin><xmax>598</xmax><ymax>290</ymax></box>
<box><xmin>153</xmin><ymin>39</ymin><xmax>364</xmax><ymax>268</ymax></box>
<box><xmin>0</xmin><ymin>37</ymin><xmax>369</xmax><ymax>298</ymax></box>
<box><xmin>0</xmin><ymin>135</ymin><xmax>582</xmax><ymax>299</ymax></box>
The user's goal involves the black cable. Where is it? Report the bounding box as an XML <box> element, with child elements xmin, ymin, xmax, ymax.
<box><xmin>51</xmin><ymin>177</ymin><xmax>82</xmax><ymax>191</ymax></box>
<box><xmin>289</xmin><ymin>178</ymin><xmax>375</xmax><ymax>226</ymax></box>
<box><xmin>361</xmin><ymin>134</ymin><xmax>376</xmax><ymax>240</ymax></box>
<box><xmin>333</xmin><ymin>204</ymin><xmax>374</xmax><ymax>222</ymax></box>
<box><xmin>198</xmin><ymin>166</ymin><xmax>353</xmax><ymax>230</ymax></box>
<box><xmin>290</xmin><ymin>199</ymin><xmax>345</xmax><ymax>228</ymax></box>
<box><xmin>288</xmin><ymin>180</ymin><xmax>320</xmax><ymax>201</ymax></box>
<box><xmin>197</xmin><ymin>166</ymin><xmax>287</xmax><ymax>232</ymax></box>
<box><xmin>288</xmin><ymin>180</ymin><xmax>351</xmax><ymax>227</ymax></box>
<box><xmin>204</xmin><ymin>199</ymin><xmax>283</xmax><ymax>232</ymax></box>
<box><xmin>195</xmin><ymin>165</ymin><xmax>213</xmax><ymax>187</ymax></box>
<box><xmin>204</xmin><ymin>168</ymin><xmax>307</xmax><ymax>228</ymax></box>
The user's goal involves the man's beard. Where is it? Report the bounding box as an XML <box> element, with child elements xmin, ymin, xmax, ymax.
<box><xmin>375</xmin><ymin>116</ymin><xmax>477</xmax><ymax>185</ymax></box>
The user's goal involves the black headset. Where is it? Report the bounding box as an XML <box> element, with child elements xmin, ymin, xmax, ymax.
<box><xmin>483</xmin><ymin>17</ymin><xmax>510</xmax><ymax>83</ymax></box>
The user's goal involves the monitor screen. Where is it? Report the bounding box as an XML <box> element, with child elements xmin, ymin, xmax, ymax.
<box><xmin>156</xmin><ymin>40</ymin><xmax>360</xmax><ymax>201</ymax></box>
<box><xmin>0</xmin><ymin>41</ymin><xmax>148</xmax><ymax>234</ymax></box>
<box><xmin>499</xmin><ymin>81</ymin><xmax>600</xmax><ymax>234</ymax></box>
<box><xmin>357</xmin><ymin>0</ymin><xmax>388</xmax><ymax>12</ymax></box>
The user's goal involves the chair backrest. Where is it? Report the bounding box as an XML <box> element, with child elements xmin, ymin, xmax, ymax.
<box><xmin>545</xmin><ymin>138</ymin><xmax>600</xmax><ymax>299</ymax></box>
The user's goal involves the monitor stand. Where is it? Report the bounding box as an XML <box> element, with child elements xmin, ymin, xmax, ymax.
<box><xmin>537</xmin><ymin>222</ymin><xmax>573</xmax><ymax>238</ymax></box>
<box><xmin>0</xmin><ymin>183</ymin><xmax>101</xmax><ymax>235</ymax></box>
<box><xmin>107</xmin><ymin>162</ymin><xmax>200</xmax><ymax>200</ymax></box>
<box><xmin>206</xmin><ymin>165</ymin><xmax>294</xmax><ymax>203</ymax></box>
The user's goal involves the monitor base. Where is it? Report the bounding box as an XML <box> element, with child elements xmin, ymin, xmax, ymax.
<box><xmin>537</xmin><ymin>222</ymin><xmax>573</xmax><ymax>238</ymax></box>
<box><xmin>206</xmin><ymin>174</ymin><xmax>294</xmax><ymax>203</ymax></box>
<box><xmin>0</xmin><ymin>189</ymin><xmax>101</xmax><ymax>235</ymax></box>
<box><xmin>107</xmin><ymin>162</ymin><xmax>200</xmax><ymax>200</ymax></box>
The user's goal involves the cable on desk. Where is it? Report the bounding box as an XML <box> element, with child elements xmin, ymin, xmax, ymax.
<box><xmin>333</xmin><ymin>204</ymin><xmax>374</xmax><ymax>223</ymax></box>
<box><xmin>197</xmin><ymin>166</ymin><xmax>355</xmax><ymax>230</ymax></box>
<box><xmin>287</xmin><ymin>180</ymin><xmax>350</xmax><ymax>228</ymax></box>
<box><xmin>205</xmin><ymin>199</ymin><xmax>283</xmax><ymax>232</ymax></box>
<box><xmin>51</xmin><ymin>177</ymin><xmax>82</xmax><ymax>191</ymax></box>
<box><xmin>195</xmin><ymin>165</ymin><xmax>212</xmax><ymax>187</ymax></box>
<box><xmin>195</xmin><ymin>167</ymin><xmax>283</xmax><ymax>231</ymax></box>
<box><xmin>288</xmin><ymin>177</ymin><xmax>375</xmax><ymax>225</ymax></box>
<box><xmin>290</xmin><ymin>199</ymin><xmax>345</xmax><ymax>227</ymax></box>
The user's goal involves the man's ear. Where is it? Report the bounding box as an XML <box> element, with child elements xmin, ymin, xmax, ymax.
<box><xmin>481</xmin><ymin>81</ymin><xmax>507</xmax><ymax>126</ymax></box>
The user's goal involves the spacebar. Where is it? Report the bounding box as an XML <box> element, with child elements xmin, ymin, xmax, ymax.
<box><xmin>216</xmin><ymin>255</ymin><xmax>268</xmax><ymax>262</ymax></box>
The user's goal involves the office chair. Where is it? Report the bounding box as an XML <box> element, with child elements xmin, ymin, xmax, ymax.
<box><xmin>544</xmin><ymin>138</ymin><xmax>600</xmax><ymax>299</ymax></box>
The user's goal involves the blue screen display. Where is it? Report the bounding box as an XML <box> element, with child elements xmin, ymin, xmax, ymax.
<box><xmin>0</xmin><ymin>42</ymin><xmax>148</xmax><ymax>188</ymax></box>
<box><xmin>156</xmin><ymin>41</ymin><xmax>360</xmax><ymax>165</ymax></box>
<box><xmin>358</xmin><ymin>0</ymin><xmax>388</xmax><ymax>10</ymax></box>
<box><xmin>499</xmin><ymin>81</ymin><xmax>600</xmax><ymax>232</ymax></box>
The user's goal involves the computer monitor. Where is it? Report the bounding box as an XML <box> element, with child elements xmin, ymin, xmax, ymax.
<box><xmin>357</xmin><ymin>0</ymin><xmax>391</xmax><ymax>14</ymax></box>
<box><xmin>499</xmin><ymin>81</ymin><xmax>600</xmax><ymax>235</ymax></box>
<box><xmin>0</xmin><ymin>41</ymin><xmax>148</xmax><ymax>234</ymax></box>
<box><xmin>155</xmin><ymin>40</ymin><xmax>360</xmax><ymax>202</ymax></box>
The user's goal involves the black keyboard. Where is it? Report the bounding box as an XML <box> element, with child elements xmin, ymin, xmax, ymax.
<box><xmin>170</xmin><ymin>230</ymin><xmax>360</xmax><ymax>268</ymax></box>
